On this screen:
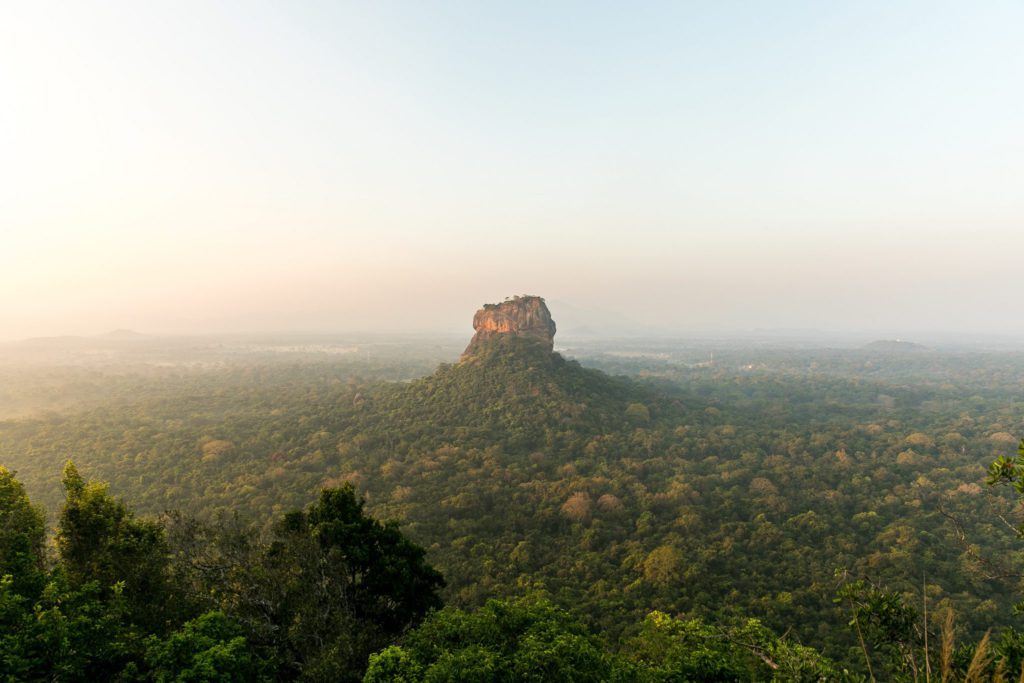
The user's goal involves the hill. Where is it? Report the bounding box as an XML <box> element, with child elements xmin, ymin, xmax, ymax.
<box><xmin>357</xmin><ymin>335</ymin><xmax>671</xmax><ymax>454</ymax></box>
<box><xmin>98</xmin><ymin>328</ymin><xmax>148</xmax><ymax>340</ymax></box>
<box><xmin>862</xmin><ymin>339</ymin><xmax>929</xmax><ymax>352</ymax></box>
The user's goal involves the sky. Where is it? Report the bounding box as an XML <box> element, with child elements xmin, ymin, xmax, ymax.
<box><xmin>1</xmin><ymin>1</ymin><xmax>1022</xmax><ymax>340</ymax></box>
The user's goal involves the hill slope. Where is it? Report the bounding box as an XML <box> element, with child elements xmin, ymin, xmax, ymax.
<box><xmin>355</xmin><ymin>335</ymin><xmax>674</xmax><ymax>455</ymax></box>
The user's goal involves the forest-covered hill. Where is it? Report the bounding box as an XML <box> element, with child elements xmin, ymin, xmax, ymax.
<box><xmin>2</xmin><ymin>335</ymin><xmax>1024</xmax><ymax>676</ymax></box>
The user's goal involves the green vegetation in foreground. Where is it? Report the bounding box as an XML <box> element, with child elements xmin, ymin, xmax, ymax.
<box><xmin>2</xmin><ymin>463</ymin><xmax>842</xmax><ymax>681</ymax></box>
<box><xmin>5</xmin><ymin>455</ymin><xmax>1024</xmax><ymax>680</ymax></box>
<box><xmin>0</xmin><ymin>463</ymin><xmax>443</xmax><ymax>682</ymax></box>
<box><xmin>366</xmin><ymin>598</ymin><xmax>840</xmax><ymax>682</ymax></box>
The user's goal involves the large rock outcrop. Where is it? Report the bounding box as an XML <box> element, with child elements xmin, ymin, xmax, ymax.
<box><xmin>462</xmin><ymin>295</ymin><xmax>556</xmax><ymax>358</ymax></box>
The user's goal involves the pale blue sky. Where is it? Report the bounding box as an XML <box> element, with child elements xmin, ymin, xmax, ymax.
<box><xmin>1</xmin><ymin>1</ymin><xmax>1022</xmax><ymax>339</ymax></box>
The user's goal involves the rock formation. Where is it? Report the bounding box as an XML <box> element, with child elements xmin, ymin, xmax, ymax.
<box><xmin>462</xmin><ymin>295</ymin><xmax>556</xmax><ymax>358</ymax></box>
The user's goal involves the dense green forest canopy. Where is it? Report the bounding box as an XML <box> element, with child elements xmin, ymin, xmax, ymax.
<box><xmin>0</xmin><ymin>462</ymin><xmax>446</xmax><ymax>681</ymax></box>
<box><xmin>2</xmin><ymin>333</ymin><xmax>1024</xmax><ymax>677</ymax></box>
<box><xmin>1</xmin><ymin>462</ymin><xmax>854</xmax><ymax>680</ymax></box>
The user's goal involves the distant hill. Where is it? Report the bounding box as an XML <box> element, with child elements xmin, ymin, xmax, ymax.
<box><xmin>862</xmin><ymin>339</ymin><xmax>928</xmax><ymax>352</ymax></box>
<box><xmin>98</xmin><ymin>329</ymin><xmax>148</xmax><ymax>340</ymax></box>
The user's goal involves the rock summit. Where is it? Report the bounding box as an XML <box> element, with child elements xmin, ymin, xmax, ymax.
<box><xmin>462</xmin><ymin>295</ymin><xmax>556</xmax><ymax>358</ymax></box>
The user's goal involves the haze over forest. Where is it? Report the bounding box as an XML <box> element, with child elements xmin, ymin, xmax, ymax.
<box><xmin>2</xmin><ymin>1</ymin><xmax>1023</xmax><ymax>341</ymax></box>
<box><xmin>6</xmin><ymin>5</ymin><xmax>1024</xmax><ymax>679</ymax></box>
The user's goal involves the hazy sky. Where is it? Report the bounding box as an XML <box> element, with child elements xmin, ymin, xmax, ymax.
<box><xmin>2</xmin><ymin>1</ymin><xmax>1022</xmax><ymax>340</ymax></box>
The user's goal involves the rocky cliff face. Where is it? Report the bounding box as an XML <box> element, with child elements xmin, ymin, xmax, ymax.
<box><xmin>462</xmin><ymin>295</ymin><xmax>556</xmax><ymax>358</ymax></box>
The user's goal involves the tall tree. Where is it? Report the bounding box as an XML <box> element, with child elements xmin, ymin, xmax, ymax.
<box><xmin>57</xmin><ymin>460</ymin><xmax>174</xmax><ymax>632</ymax></box>
<box><xmin>168</xmin><ymin>483</ymin><xmax>444</xmax><ymax>681</ymax></box>
<box><xmin>0</xmin><ymin>465</ymin><xmax>46</xmax><ymax>598</ymax></box>
<box><xmin>272</xmin><ymin>484</ymin><xmax>444</xmax><ymax>680</ymax></box>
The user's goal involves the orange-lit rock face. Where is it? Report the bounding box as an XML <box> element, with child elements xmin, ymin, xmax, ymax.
<box><xmin>462</xmin><ymin>295</ymin><xmax>556</xmax><ymax>357</ymax></box>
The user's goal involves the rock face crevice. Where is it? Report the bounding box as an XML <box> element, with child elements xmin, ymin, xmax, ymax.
<box><xmin>462</xmin><ymin>295</ymin><xmax>556</xmax><ymax>358</ymax></box>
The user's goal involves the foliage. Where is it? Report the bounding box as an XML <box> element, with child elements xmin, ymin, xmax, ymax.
<box><xmin>987</xmin><ymin>438</ymin><xmax>1024</xmax><ymax>507</ymax></box>
<box><xmin>0</xmin><ymin>465</ymin><xmax>45</xmax><ymax>597</ymax></box>
<box><xmin>144</xmin><ymin>611</ymin><xmax>262</xmax><ymax>683</ymax></box>
<box><xmin>364</xmin><ymin>596</ymin><xmax>625</xmax><ymax>682</ymax></box>
<box><xmin>364</xmin><ymin>596</ymin><xmax>841</xmax><ymax>682</ymax></box>
<box><xmin>58</xmin><ymin>460</ymin><xmax>175</xmax><ymax>633</ymax></box>
<box><xmin>627</xmin><ymin>609</ymin><xmax>841</xmax><ymax>682</ymax></box>
<box><xmin>0</xmin><ymin>571</ymin><xmax>139</xmax><ymax>681</ymax></box>
<box><xmin>835</xmin><ymin>574</ymin><xmax>1024</xmax><ymax>681</ymax></box>
<box><xmin>263</xmin><ymin>485</ymin><xmax>444</xmax><ymax>681</ymax></box>
<box><xmin>0</xmin><ymin>466</ymin><xmax>442</xmax><ymax>681</ymax></box>
<box><xmin>163</xmin><ymin>484</ymin><xmax>444</xmax><ymax>681</ymax></box>
<box><xmin>4</xmin><ymin>341</ymin><xmax>1024</xmax><ymax>674</ymax></box>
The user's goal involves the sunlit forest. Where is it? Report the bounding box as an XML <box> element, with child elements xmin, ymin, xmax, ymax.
<box><xmin>3</xmin><ymin>331</ymin><xmax>1024</xmax><ymax>680</ymax></box>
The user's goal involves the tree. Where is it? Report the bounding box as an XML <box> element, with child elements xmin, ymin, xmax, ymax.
<box><xmin>269</xmin><ymin>484</ymin><xmax>444</xmax><ymax>680</ymax></box>
<box><xmin>168</xmin><ymin>483</ymin><xmax>444</xmax><ymax>682</ymax></box>
<box><xmin>835</xmin><ymin>577</ymin><xmax>923</xmax><ymax>679</ymax></box>
<box><xmin>626</xmin><ymin>610</ymin><xmax>839</xmax><ymax>682</ymax></box>
<box><xmin>643</xmin><ymin>545</ymin><xmax>684</xmax><ymax>587</ymax></box>
<box><xmin>0</xmin><ymin>467</ymin><xmax>147</xmax><ymax>679</ymax></box>
<box><xmin>57</xmin><ymin>461</ymin><xmax>175</xmax><ymax>632</ymax></box>
<box><xmin>987</xmin><ymin>439</ymin><xmax>1024</xmax><ymax>501</ymax></box>
<box><xmin>144</xmin><ymin>611</ymin><xmax>263</xmax><ymax>682</ymax></box>
<box><xmin>0</xmin><ymin>465</ymin><xmax>46</xmax><ymax>598</ymax></box>
<box><xmin>363</xmin><ymin>596</ymin><xmax>623</xmax><ymax>682</ymax></box>
<box><xmin>296</xmin><ymin>484</ymin><xmax>445</xmax><ymax>633</ymax></box>
<box><xmin>0</xmin><ymin>569</ymin><xmax>144</xmax><ymax>681</ymax></box>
